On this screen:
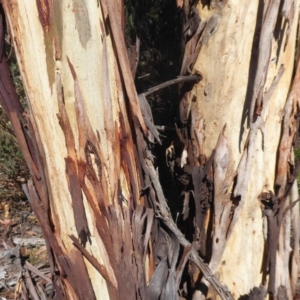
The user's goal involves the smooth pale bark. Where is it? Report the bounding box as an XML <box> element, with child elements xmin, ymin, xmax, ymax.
<box><xmin>189</xmin><ymin>1</ymin><xmax>299</xmax><ymax>299</ymax></box>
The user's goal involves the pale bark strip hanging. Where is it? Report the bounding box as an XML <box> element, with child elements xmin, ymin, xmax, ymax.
<box><xmin>99</xmin><ymin>0</ymin><xmax>148</xmax><ymax>135</ymax></box>
<box><xmin>276</xmin><ymin>55</ymin><xmax>300</xmax><ymax>196</ymax></box>
<box><xmin>267</xmin><ymin>48</ymin><xmax>300</xmax><ymax>298</ymax></box>
<box><xmin>208</xmin><ymin>125</ymin><xmax>233</xmax><ymax>274</ymax></box>
<box><xmin>234</xmin><ymin>0</ymin><xmax>281</xmax><ymax>199</ymax></box>
<box><xmin>56</xmin><ymin>70</ymin><xmax>90</xmax><ymax>247</ymax></box>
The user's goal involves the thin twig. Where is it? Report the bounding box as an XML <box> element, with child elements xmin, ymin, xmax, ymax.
<box><xmin>283</xmin><ymin>198</ymin><xmax>300</xmax><ymax>216</ymax></box>
<box><xmin>144</xmin><ymin>75</ymin><xmax>201</xmax><ymax>96</ymax></box>
<box><xmin>24</xmin><ymin>261</ymin><xmax>52</xmax><ymax>285</ymax></box>
<box><xmin>24</xmin><ymin>269</ymin><xmax>40</xmax><ymax>300</ymax></box>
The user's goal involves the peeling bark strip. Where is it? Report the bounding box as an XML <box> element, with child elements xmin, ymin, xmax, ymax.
<box><xmin>0</xmin><ymin>12</ymin><xmax>67</xmax><ymax>291</ymax></box>
<box><xmin>209</xmin><ymin>126</ymin><xmax>233</xmax><ymax>273</ymax></box>
<box><xmin>180</xmin><ymin>1</ymin><xmax>223</xmax><ymax>76</ymax></box>
<box><xmin>65</xmin><ymin>55</ymin><xmax>150</xmax><ymax>299</ymax></box>
<box><xmin>26</xmin><ymin>180</ymin><xmax>61</xmax><ymax>256</ymax></box>
<box><xmin>85</xmin><ymin>141</ymin><xmax>102</xmax><ymax>181</ymax></box>
<box><xmin>67</xmin><ymin>57</ymin><xmax>112</xmax><ymax>208</ymax></box>
<box><xmin>276</xmin><ymin>58</ymin><xmax>300</xmax><ymax>196</ymax></box>
<box><xmin>282</xmin><ymin>0</ymin><xmax>296</xmax><ymax>47</ymax></box>
<box><xmin>26</xmin><ymin>179</ymin><xmax>69</xmax><ymax>298</ymax></box>
<box><xmin>250</xmin><ymin>0</ymin><xmax>280</xmax><ymax>119</ymax></box>
<box><xmin>234</xmin><ymin>0</ymin><xmax>283</xmax><ymax>199</ymax></box>
<box><xmin>265</xmin><ymin>56</ymin><xmax>300</xmax><ymax>296</ymax></box>
<box><xmin>58</xmin><ymin>247</ymin><xmax>96</xmax><ymax>300</ymax></box>
<box><xmin>107</xmin><ymin>205</ymin><xmax>141</xmax><ymax>300</ymax></box>
<box><xmin>0</xmin><ymin>54</ymin><xmax>40</xmax><ymax>180</ymax></box>
<box><xmin>100</xmin><ymin>20</ymin><xmax>114</xmax><ymax>138</ymax></box>
<box><xmin>65</xmin><ymin>156</ymin><xmax>90</xmax><ymax>244</ymax></box>
<box><xmin>130</xmin><ymin>206</ymin><xmax>153</xmax><ymax>295</ymax></box>
<box><xmin>99</xmin><ymin>0</ymin><xmax>148</xmax><ymax>135</ymax></box>
<box><xmin>127</xmin><ymin>36</ymin><xmax>140</xmax><ymax>78</ymax></box>
<box><xmin>119</xmin><ymin>113</ymin><xmax>141</xmax><ymax>206</ymax></box>
<box><xmin>290</xmin><ymin>181</ymin><xmax>299</xmax><ymax>296</ymax></box>
<box><xmin>56</xmin><ymin>72</ymin><xmax>90</xmax><ymax>246</ymax></box>
<box><xmin>0</xmin><ymin>9</ymin><xmax>52</xmax><ymax>227</ymax></box>
<box><xmin>36</xmin><ymin>0</ymin><xmax>50</xmax><ymax>30</ymax></box>
<box><xmin>70</xmin><ymin>236</ymin><xmax>116</xmax><ymax>289</ymax></box>
<box><xmin>262</xmin><ymin>161</ymin><xmax>300</xmax><ymax>295</ymax></box>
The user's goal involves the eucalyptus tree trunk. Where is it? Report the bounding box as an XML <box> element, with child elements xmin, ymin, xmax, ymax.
<box><xmin>179</xmin><ymin>1</ymin><xmax>300</xmax><ymax>299</ymax></box>
<box><xmin>1</xmin><ymin>0</ymin><xmax>299</xmax><ymax>300</ymax></box>
<box><xmin>1</xmin><ymin>1</ymin><xmax>149</xmax><ymax>299</ymax></box>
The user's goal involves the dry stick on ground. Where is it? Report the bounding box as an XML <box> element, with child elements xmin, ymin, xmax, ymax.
<box><xmin>24</xmin><ymin>268</ymin><xmax>40</xmax><ymax>300</ymax></box>
<box><xmin>24</xmin><ymin>261</ymin><xmax>52</xmax><ymax>285</ymax></box>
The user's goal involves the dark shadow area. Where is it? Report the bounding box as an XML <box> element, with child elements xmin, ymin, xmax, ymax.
<box><xmin>260</xmin><ymin>230</ymin><xmax>269</xmax><ymax>287</ymax></box>
<box><xmin>238</xmin><ymin>285</ymin><xmax>267</xmax><ymax>300</ymax></box>
<box><xmin>125</xmin><ymin>0</ymin><xmax>185</xmax><ymax>216</ymax></box>
<box><xmin>274</xmin><ymin>0</ymin><xmax>288</xmax><ymax>61</ymax></box>
<box><xmin>194</xmin><ymin>281</ymin><xmax>208</xmax><ymax>298</ymax></box>
<box><xmin>125</xmin><ymin>0</ymin><xmax>182</xmax><ymax>126</ymax></box>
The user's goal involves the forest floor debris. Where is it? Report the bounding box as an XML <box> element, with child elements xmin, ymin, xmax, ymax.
<box><xmin>0</xmin><ymin>184</ymin><xmax>52</xmax><ymax>300</ymax></box>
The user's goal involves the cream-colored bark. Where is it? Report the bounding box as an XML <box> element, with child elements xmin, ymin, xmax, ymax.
<box><xmin>190</xmin><ymin>1</ymin><xmax>299</xmax><ymax>299</ymax></box>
